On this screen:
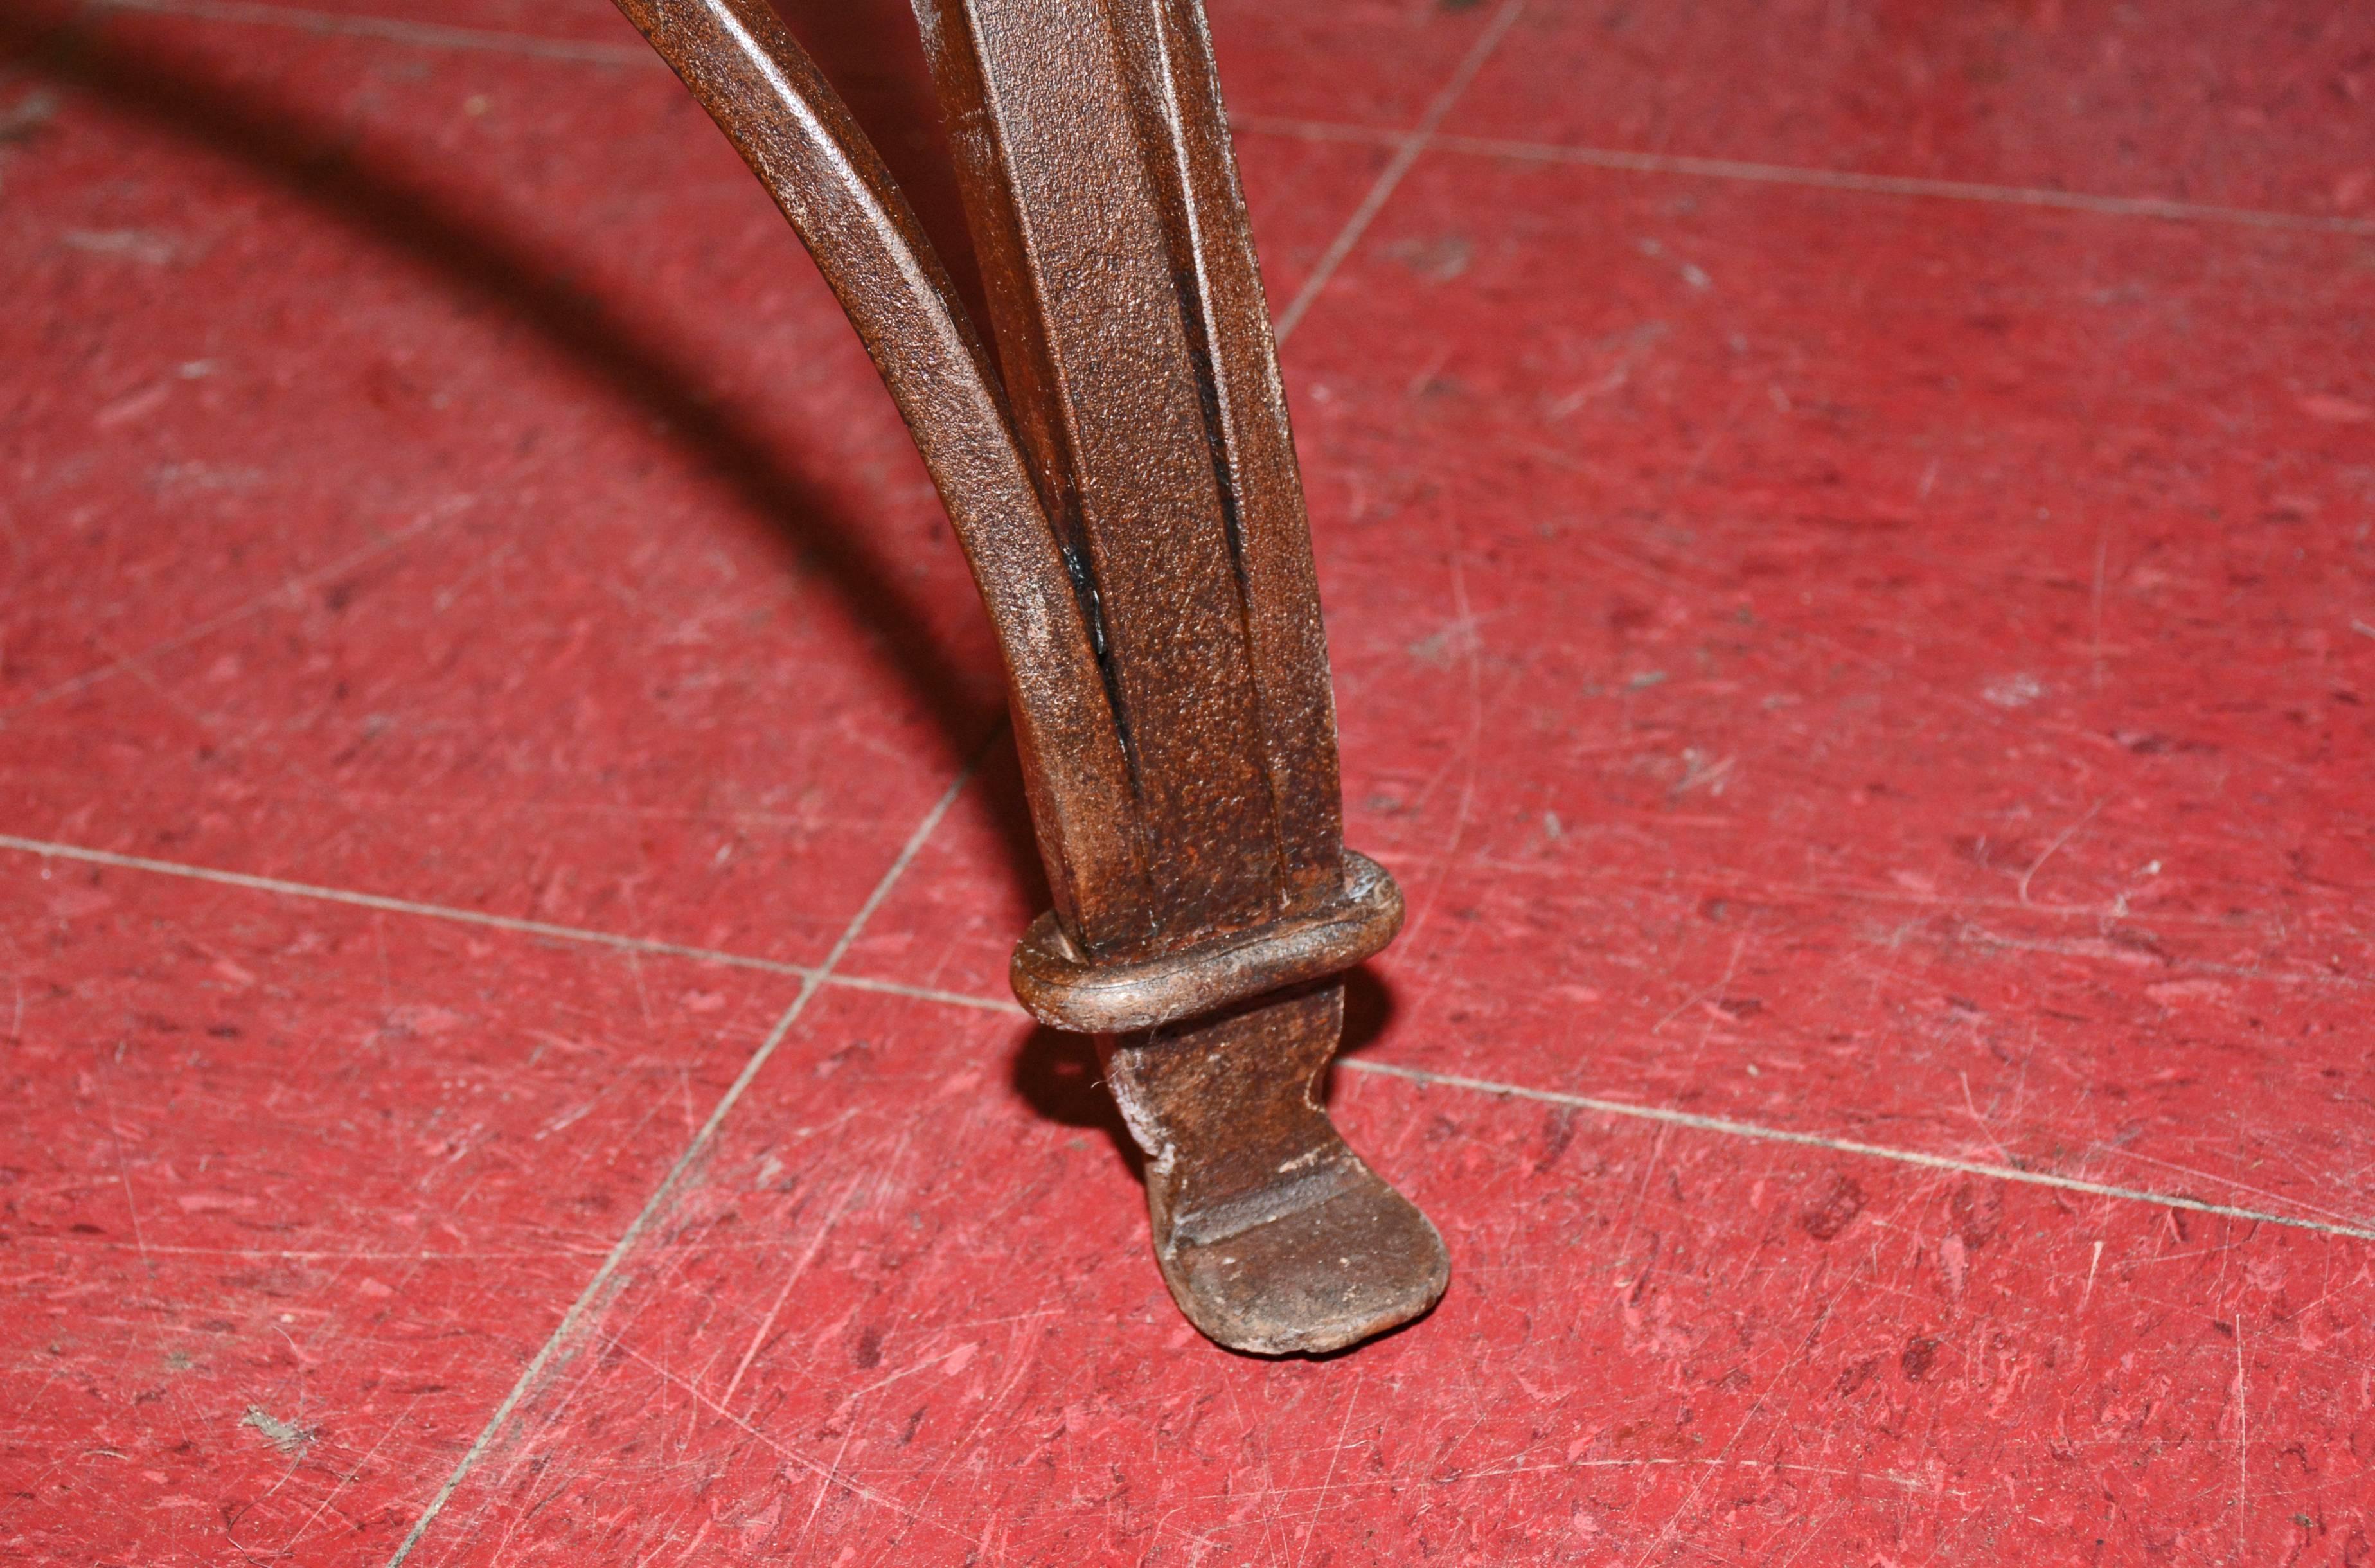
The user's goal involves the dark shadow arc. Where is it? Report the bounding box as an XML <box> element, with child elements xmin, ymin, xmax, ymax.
<box><xmin>1</xmin><ymin>12</ymin><xmax>982</xmax><ymax>761</ymax></box>
<box><xmin>1</xmin><ymin>4</ymin><xmax>1129</xmax><ymax>913</ymax></box>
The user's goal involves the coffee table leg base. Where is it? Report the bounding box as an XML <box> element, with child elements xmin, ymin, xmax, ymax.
<box><xmin>1104</xmin><ymin>983</ymin><xmax>1450</xmax><ymax>1356</ymax></box>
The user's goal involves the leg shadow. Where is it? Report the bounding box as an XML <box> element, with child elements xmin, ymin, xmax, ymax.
<box><xmin>0</xmin><ymin>2</ymin><xmax>1018</xmax><ymax>841</ymax></box>
<box><xmin>1008</xmin><ymin>1023</ymin><xmax>1143</xmax><ymax>1182</ymax></box>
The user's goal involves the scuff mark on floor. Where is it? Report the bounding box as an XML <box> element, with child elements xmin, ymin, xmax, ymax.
<box><xmin>242</xmin><ymin>1406</ymin><xmax>316</xmax><ymax>1457</ymax></box>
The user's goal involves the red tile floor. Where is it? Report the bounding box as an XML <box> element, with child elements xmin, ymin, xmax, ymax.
<box><xmin>4</xmin><ymin>0</ymin><xmax>2373</xmax><ymax>1562</ymax></box>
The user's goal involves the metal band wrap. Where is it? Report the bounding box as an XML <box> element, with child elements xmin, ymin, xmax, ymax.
<box><xmin>1011</xmin><ymin>851</ymin><xmax>1403</xmax><ymax>1035</ymax></box>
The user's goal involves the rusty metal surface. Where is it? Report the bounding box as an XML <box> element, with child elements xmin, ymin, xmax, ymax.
<box><xmin>1105</xmin><ymin>986</ymin><xmax>1449</xmax><ymax>1357</ymax></box>
<box><xmin>610</xmin><ymin>0</ymin><xmax>1149</xmax><ymax>938</ymax></box>
<box><xmin>1011</xmin><ymin>850</ymin><xmax>1401</xmax><ymax>1035</ymax></box>
<box><xmin>614</xmin><ymin>0</ymin><xmax>1448</xmax><ymax>1354</ymax></box>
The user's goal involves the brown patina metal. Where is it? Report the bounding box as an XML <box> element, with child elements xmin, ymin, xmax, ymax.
<box><xmin>612</xmin><ymin>0</ymin><xmax>1448</xmax><ymax>1354</ymax></box>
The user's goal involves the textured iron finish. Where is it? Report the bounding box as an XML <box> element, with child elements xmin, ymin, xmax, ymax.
<box><xmin>1011</xmin><ymin>850</ymin><xmax>1402</xmax><ymax>1035</ymax></box>
<box><xmin>612</xmin><ymin>0</ymin><xmax>1446</xmax><ymax>1353</ymax></box>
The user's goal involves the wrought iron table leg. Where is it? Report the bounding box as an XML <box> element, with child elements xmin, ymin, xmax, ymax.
<box><xmin>612</xmin><ymin>0</ymin><xmax>1448</xmax><ymax>1353</ymax></box>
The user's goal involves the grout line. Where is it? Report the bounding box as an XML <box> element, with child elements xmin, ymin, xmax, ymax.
<box><xmin>1339</xmin><ymin>1059</ymin><xmax>2375</xmax><ymax>1243</ymax></box>
<box><xmin>87</xmin><ymin>0</ymin><xmax>652</xmax><ymax>64</ymax></box>
<box><xmin>0</xmin><ymin>833</ymin><xmax>825</xmax><ymax>981</ymax></box>
<box><xmin>1238</xmin><ymin>113</ymin><xmax>2375</xmax><ymax>238</ymax></box>
<box><xmin>1270</xmin><ymin>0</ymin><xmax>1525</xmax><ymax>344</ymax></box>
<box><xmin>0</xmin><ymin>832</ymin><xmax>1040</xmax><ymax>1014</ymax></box>
<box><xmin>78</xmin><ymin>0</ymin><xmax>2373</xmax><ymax>242</ymax></box>
<box><xmin>10</xmin><ymin>828</ymin><xmax>2369</xmax><ymax>1241</ymax></box>
<box><xmin>379</xmin><ymin>740</ymin><xmax>988</xmax><ymax>1566</ymax></box>
<box><xmin>820</xmin><ymin>970</ymin><xmax>1026</xmax><ymax>1014</ymax></box>
<box><xmin>1428</xmin><ymin>132</ymin><xmax>2375</xmax><ymax>236</ymax></box>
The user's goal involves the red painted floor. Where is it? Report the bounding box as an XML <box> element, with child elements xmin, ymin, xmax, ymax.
<box><xmin>4</xmin><ymin>1</ymin><xmax>2372</xmax><ymax>1563</ymax></box>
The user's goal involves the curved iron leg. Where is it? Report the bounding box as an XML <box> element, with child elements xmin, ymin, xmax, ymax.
<box><xmin>617</xmin><ymin>0</ymin><xmax>1448</xmax><ymax>1353</ymax></box>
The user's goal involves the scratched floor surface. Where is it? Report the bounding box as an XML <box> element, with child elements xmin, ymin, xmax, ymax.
<box><xmin>3</xmin><ymin>1</ymin><xmax>2372</xmax><ymax>1564</ymax></box>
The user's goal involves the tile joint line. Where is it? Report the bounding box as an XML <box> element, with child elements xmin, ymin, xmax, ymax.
<box><xmin>88</xmin><ymin>0</ymin><xmax>653</xmax><ymax>64</ymax></box>
<box><xmin>1235</xmin><ymin>114</ymin><xmax>2375</xmax><ymax>238</ymax></box>
<box><xmin>78</xmin><ymin>0</ymin><xmax>2369</xmax><ymax>238</ymax></box>
<box><xmin>0</xmin><ymin>832</ymin><xmax>1015</xmax><ymax>1015</ymax></box>
<box><xmin>1340</xmin><ymin>1060</ymin><xmax>2375</xmax><ymax>1244</ymax></box>
<box><xmin>377</xmin><ymin>736</ymin><xmax>992</xmax><ymax>1566</ymax></box>
<box><xmin>6</xmin><ymin>830</ymin><xmax>2367</xmax><ymax>1246</ymax></box>
<box><xmin>1270</xmin><ymin>0</ymin><xmax>1526</xmax><ymax>344</ymax></box>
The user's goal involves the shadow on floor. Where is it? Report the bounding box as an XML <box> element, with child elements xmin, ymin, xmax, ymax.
<box><xmin>0</xmin><ymin>0</ymin><xmax>1038</xmax><ymax>898</ymax></box>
